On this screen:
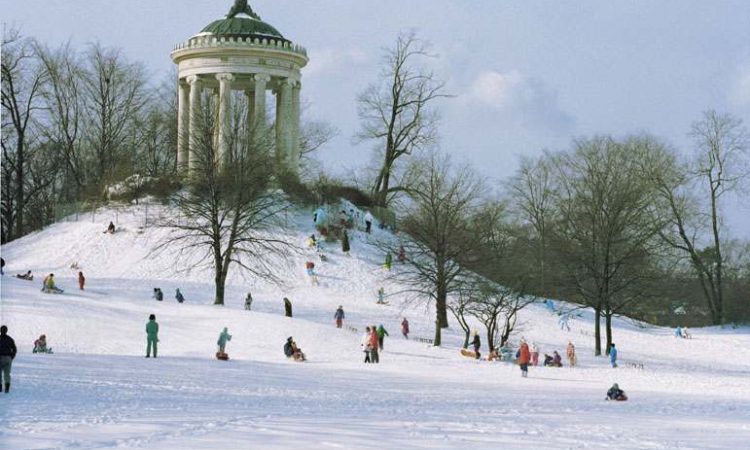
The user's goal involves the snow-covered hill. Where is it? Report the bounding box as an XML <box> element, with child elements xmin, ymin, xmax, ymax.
<box><xmin>1</xmin><ymin>204</ymin><xmax>749</xmax><ymax>450</ymax></box>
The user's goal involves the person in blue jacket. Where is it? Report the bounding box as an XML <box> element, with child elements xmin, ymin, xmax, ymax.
<box><xmin>674</xmin><ymin>326</ymin><xmax>682</xmax><ymax>338</ymax></box>
<box><xmin>609</xmin><ymin>343</ymin><xmax>618</xmax><ymax>368</ymax></box>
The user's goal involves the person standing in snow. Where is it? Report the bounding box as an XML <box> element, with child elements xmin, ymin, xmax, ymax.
<box><xmin>0</xmin><ymin>325</ymin><xmax>17</xmax><ymax>393</ymax></box>
<box><xmin>609</xmin><ymin>343</ymin><xmax>618</xmax><ymax>368</ymax></box>
<box><xmin>383</xmin><ymin>252</ymin><xmax>392</xmax><ymax>270</ymax></box>
<box><xmin>518</xmin><ymin>340</ymin><xmax>531</xmax><ymax>377</ymax></box>
<box><xmin>146</xmin><ymin>314</ymin><xmax>159</xmax><ymax>358</ymax></box>
<box><xmin>175</xmin><ymin>288</ymin><xmax>185</xmax><ymax>303</ymax></box>
<box><xmin>284</xmin><ymin>297</ymin><xmax>293</xmax><ymax>317</ymax></box>
<box><xmin>472</xmin><ymin>331</ymin><xmax>481</xmax><ymax>359</ymax></box>
<box><xmin>244</xmin><ymin>292</ymin><xmax>253</xmax><ymax>311</ymax></box>
<box><xmin>0</xmin><ymin>257</ymin><xmax>4</xmax><ymax>275</ymax></box>
<box><xmin>376</xmin><ymin>287</ymin><xmax>386</xmax><ymax>304</ymax></box>
<box><xmin>398</xmin><ymin>245</ymin><xmax>406</xmax><ymax>263</ymax></box>
<box><xmin>369</xmin><ymin>325</ymin><xmax>380</xmax><ymax>363</ymax></box>
<box><xmin>530</xmin><ymin>342</ymin><xmax>540</xmax><ymax>366</ymax></box>
<box><xmin>566</xmin><ymin>341</ymin><xmax>577</xmax><ymax>367</ymax></box>
<box><xmin>376</xmin><ymin>324</ymin><xmax>389</xmax><ymax>350</ymax></box>
<box><xmin>361</xmin><ymin>327</ymin><xmax>372</xmax><ymax>363</ymax></box>
<box><xmin>681</xmin><ymin>327</ymin><xmax>691</xmax><ymax>339</ymax></box>
<box><xmin>341</xmin><ymin>230</ymin><xmax>350</xmax><ymax>255</ymax></box>
<box><xmin>401</xmin><ymin>318</ymin><xmax>410</xmax><ymax>339</ymax></box>
<box><xmin>217</xmin><ymin>327</ymin><xmax>232</xmax><ymax>354</ymax></box>
<box><xmin>674</xmin><ymin>326</ymin><xmax>682</xmax><ymax>338</ymax></box>
<box><xmin>78</xmin><ymin>271</ymin><xmax>85</xmax><ymax>290</ymax></box>
<box><xmin>334</xmin><ymin>306</ymin><xmax>345</xmax><ymax>328</ymax></box>
<box><xmin>364</xmin><ymin>210</ymin><xmax>374</xmax><ymax>233</ymax></box>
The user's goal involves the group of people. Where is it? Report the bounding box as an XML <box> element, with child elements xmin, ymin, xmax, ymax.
<box><xmin>361</xmin><ymin>325</ymin><xmax>389</xmax><ymax>363</ymax></box>
<box><xmin>152</xmin><ymin>288</ymin><xmax>185</xmax><ymax>303</ymax></box>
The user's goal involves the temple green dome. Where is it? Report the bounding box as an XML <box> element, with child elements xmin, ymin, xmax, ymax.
<box><xmin>199</xmin><ymin>16</ymin><xmax>287</xmax><ymax>41</ymax></box>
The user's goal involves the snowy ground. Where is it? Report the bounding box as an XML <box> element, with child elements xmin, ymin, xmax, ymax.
<box><xmin>1</xmin><ymin>204</ymin><xmax>749</xmax><ymax>449</ymax></box>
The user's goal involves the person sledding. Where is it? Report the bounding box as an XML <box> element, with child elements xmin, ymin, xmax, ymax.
<box><xmin>33</xmin><ymin>335</ymin><xmax>53</xmax><ymax>354</ymax></box>
<box><xmin>306</xmin><ymin>234</ymin><xmax>317</xmax><ymax>249</ymax></box>
<box><xmin>284</xmin><ymin>336</ymin><xmax>306</xmax><ymax>362</ymax></box>
<box><xmin>16</xmin><ymin>270</ymin><xmax>33</xmax><ymax>281</ymax></box>
<box><xmin>42</xmin><ymin>273</ymin><xmax>63</xmax><ymax>294</ymax></box>
<box><xmin>216</xmin><ymin>327</ymin><xmax>232</xmax><ymax>360</ymax></box>
<box><xmin>606</xmin><ymin>383</ymin><xmax>628</xmax><ymax>401</ymax></box>
<box><xmin>153</xmin><ymin>288</ymin><xmax>164</xmax><ymax>301</ymax></box>
<box><xmin>104</xmin><ymin>221</ymin><xmax>116</xmax><ymax>234</ymax></box>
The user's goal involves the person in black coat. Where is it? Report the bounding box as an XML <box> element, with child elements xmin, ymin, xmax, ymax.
<box><xmin>472</xmin><ymin>331</ymin><xmax>481</xmax><ymax>359</ymax></box>
<box><xmin>0</xmin><ymin>325</ymin><xmax>18</xmax><ymax>393</ymax></box>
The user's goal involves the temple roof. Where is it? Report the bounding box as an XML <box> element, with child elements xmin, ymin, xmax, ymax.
<box><xmin>197</xmin><ymin>1</ymin><xmax>288</xmax><ymax>42</ymax></box>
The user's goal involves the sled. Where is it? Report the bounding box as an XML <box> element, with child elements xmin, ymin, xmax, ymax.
<box><xmin>216</xmin><ymin>352</ymin><xmax>229</xmax><ymax>361</ymax></box>
<box><xmin>460</xmin><ymin>348</ymin><xmax>480</xmax><ymax>359</ymax></box>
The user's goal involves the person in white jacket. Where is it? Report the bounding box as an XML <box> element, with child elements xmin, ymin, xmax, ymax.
<box><xmin>364</xmin><ymin>211</ymin><xmax>374</xmax><ymax>233</ymax></box>
<box><xmin>361</xmin><ymin>327</ymin><xmax>373</xmax><ymax>363</ymax></box>
<box><xmin>530</xmin><ymin>342</ymin><xmax>540</xmax><ymax>366</ymax></box>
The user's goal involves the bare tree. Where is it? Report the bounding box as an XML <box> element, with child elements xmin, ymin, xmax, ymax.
<box><xmin>548</xmin><ymin>136</ymin><xmax>667</xmax><ymax>355</ymax></box>
<box><xmin>158</xmin><ymin>102</ymin><xmax>292</xmax><ymax>305</ymax></box>
<box><xmin>509</xmin><ymin>154</ymin><xmax>555</xmax><ymax>293</ymax></box>
<box><xmin>81</xmin><ymin>43</ymin><xmax>148</xmax><ymax>191</ymax></box>
<box><xmin>468</xmin><ymin>282</ymin><xmax>533</xmax><ymax>352</ymax></box>
<box><xmin>35</xmin><ymin>40</ymin><xmax>87</xmax><ymax>200</ymax></box>
<box><xmin>1</xmin><ymin>28</ymin><xmax>45</xmax><ymax>240</ymax></box>
<box><xmin>653</xmin><ymin>111</ymin><xmax>748</xmax><ymax>325</ymax></box>
<box><xmin>384</xmin><ymin>153</ymin><xmax>486</xmax><ymax>346</ymax></box>
<box><xmin>356</xmin><ymin>31</ymin><xmax>448</xmax><ymax>207</ymax></box>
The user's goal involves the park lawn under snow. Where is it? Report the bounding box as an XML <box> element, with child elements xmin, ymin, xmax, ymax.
<box><xmin>0</xmin><ymin>204</ymin><xmax>749</xmax><ymax>450</ymax></box>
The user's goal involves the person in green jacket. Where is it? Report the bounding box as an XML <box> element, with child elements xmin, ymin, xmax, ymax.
<box><xmin>384</xmin><ymin>253</ymin><xmax>392</xmax><ymax>270</ymax></box>
<box><xmin>376</xmin><ymin>324</ymin><xmax>389</xmax><ymax>350</ymax></box>
<box><xmin>146</xmin><ymin>314</ymin><xmax>159</xmax><ymax>358</ymax></box>
<box><xmin>217</xmin><ymin>327</ymin><xmax>232</xmax><ymax>354</ymax></box>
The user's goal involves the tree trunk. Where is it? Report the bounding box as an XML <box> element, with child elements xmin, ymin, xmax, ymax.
<box><xmin>15</xmin><ymin>134</ymin><xmax>24</xmax><ymax>237</ymax></box>
<box><xmin>463</xmin><ymin>330</ymin><xmax>470</xmax><ymax>349</ymax></box>
<box><xmin>594</xmin><ymin>305</ymin><xmax>602</xmax><ymax>356</ymax></box>
<box><xmin>605</xmin><ymin>312</ymin><xmax>613</xmax><ymax>355</ymax></box>
<box><xmin>433</xmin><ymin>319</ymin><xmax>441</xmax><ymax>347</ymax></box>
<box><xmin>435</xmin><ymin>289</ymin><xmax>449</xmax><ymax>328</ymax></box>
<box><xmin>214</xmin><ymin>269</ymin><xmax>227</xmax><ymax>305</ymax></box>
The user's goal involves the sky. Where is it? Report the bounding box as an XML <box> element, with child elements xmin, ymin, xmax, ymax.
<box><xmin>3</xmin><ymin>0</ymin><xmax>749</xmax><ymax>237</ymax></box>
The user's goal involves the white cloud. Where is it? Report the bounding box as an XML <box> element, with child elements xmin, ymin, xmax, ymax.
<box><xmin>465</xmin><ymin>70</ymin><xmax>575</xmax><ymax>133</ymax></box>
<box><xmin>305</xmin><ymin>47</ymin><xmax>369</xmax><ymax>76</ymax></box>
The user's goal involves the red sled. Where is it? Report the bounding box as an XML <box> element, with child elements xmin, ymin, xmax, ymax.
<box><xmin>216</xmin><ymin>352</ymin><xmax>229</xmax><ymax>361</ymax></box>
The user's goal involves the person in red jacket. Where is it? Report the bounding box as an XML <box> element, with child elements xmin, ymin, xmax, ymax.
<box><xmin>518</xmin><ymin>340</ymin><xmax>531</xmax><ymax>378</ymax></box>
<box><xmin>369</xmin><ymin>325</ymin><xmax>380</xmax><ymax>363</ymax></box>
<box><xmin>78</xmin><ymin>271</ymin><xmax>85</xmax><ymax>290</ymax></box>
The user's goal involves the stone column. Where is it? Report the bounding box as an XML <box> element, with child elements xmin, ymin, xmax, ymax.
<box><xmin>244</xmin><ymin>90</ymin><xmax>255</xmax><ymax>135</ymax></box>
<box><xmin>186</xmin><ymin>75</ymin><xmax>202</xmax><ymax>172</ymax></box>
<box><xmin>177</xmin><ymin>80</ymin><xmax>190</xmax><ymax>173</ymax></box>
<box><xmin>275</xmin><ymin>78</ymin><xmax>293</xmax><ymax>170</ymax></box>
<box><xmin>290</xmin><ymin>80</ymin><xmax>301</xmax><ymax>175</ymax></box>
<box><xmin>253</xmin><ymin>74</ymin><xmax>270</xmax><ymax>135</ymax></box>
<box><xmin>216</xmin><ymin>73</ymin><xmax>234</xmax><ymax>166</ymax></box>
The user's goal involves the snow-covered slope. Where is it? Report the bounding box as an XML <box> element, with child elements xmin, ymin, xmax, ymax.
<box><xmin>1</xmin><ymin>204</ymin><xmax>749</xmax><ymax>450</ymax></box>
